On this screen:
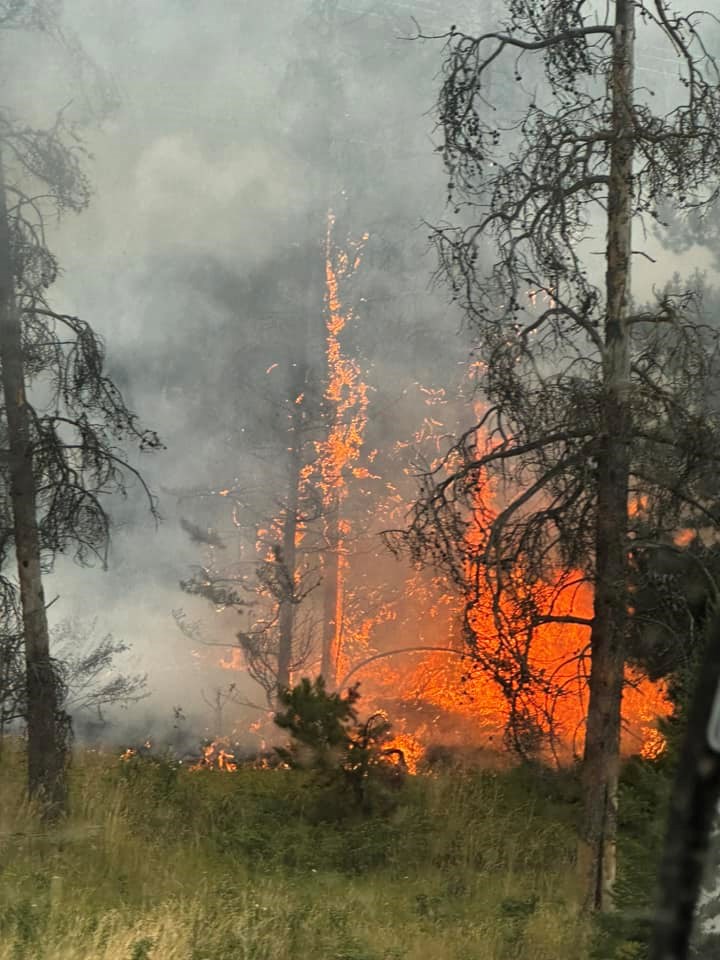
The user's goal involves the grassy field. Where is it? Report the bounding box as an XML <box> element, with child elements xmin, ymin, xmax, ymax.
<box><xmin>0</xmin><ymin>743</ymin><xmax>608</xmax><ymax>960</ymax></box>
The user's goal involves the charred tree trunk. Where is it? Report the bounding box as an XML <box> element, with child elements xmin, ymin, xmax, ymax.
<box><xmin>578</xmin><ymin>0</ymin><xmax>635</xmax><ymax>912</ymax></box>
<box><xmin>276</xmin><ymin>396</ymin><xmax>303</xmax><ymax>696</ymax></box>
<box><xmin>321</xmin><ymin>497</ymin><xmax>341</xmax><ymax>689</ymax></box>
<box><xmin>0</xmin><ymin>149</ymin><xmax>67</xmax><ymax>818</ymax></box>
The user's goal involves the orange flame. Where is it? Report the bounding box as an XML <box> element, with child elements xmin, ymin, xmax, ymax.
<box><xmin>190</xmin><ymin>738</ymin><xmax>238</xmax><ymax>772</ymax></box>
<box><xmin>356</xmin><ymin>402</ymin><xmax>672</xmax><ymax>763</ymax></box>
<box><xmin>312</xmin><ymin>210</ymin><xmax>370</xmax><ymax>498</ymax></box>
<box><xmin>301</xmin><ymin>211</ymin><xmax>373</xmax><ymax>681</ymax></box>
<box><xmin>385</xmin><ymin>728</ymin><xmax>427</xmax><ymax>775</ymax></box>
<box><xmin>203</xmin><ymin>239</ymin><xmax>671</xmax><ymax>771</ymax></box>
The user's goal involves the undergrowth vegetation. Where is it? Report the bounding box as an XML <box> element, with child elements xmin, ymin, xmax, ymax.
<box><xmin>0</xmin><ymin>740</ymin><xmax>655</xmax><ymax>960</ymax></box>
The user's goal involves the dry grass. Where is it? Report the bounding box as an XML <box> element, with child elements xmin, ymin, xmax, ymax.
<box><xmin>0</xmin><ymin>742</ymin><xmax>591</xmax><ymax>960</ymax></box>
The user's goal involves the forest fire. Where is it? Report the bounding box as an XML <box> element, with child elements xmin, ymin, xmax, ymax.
<box><xmin>186</xmin><ymin>214</ymin><xmax>673</xmax><ymax>776</ymax></box>
<box><xmin>346</xmin><ymin>413</ymin><xmax>671</xmax><ymax>764</ymax></box>
<box><xmin>383</xmin><ymin>730</ymin><xmax>425</xmax><ymax>775</ymax></box>
<box><xmin>6</xmin><ymin>1</ymin><xmax>720</xmax><ymax>951</ymax></box>
<box><xmin>208</xmin><ymin>560</ymin><xmax>670</xmax><ymax>770</ymax></box>
<box><xmin>345</xmin><ymin>399</ymin><xmax>670</xmax><ymax>765</ymax></box>
<box><xmin>354</xmin><ymin>577</ymin><xmax>670</xmax><ymax>767</ymax></box>
<box><xmin>152</xmin><ymin>333</ymin><xmax>672</xmax><ymax>775</ymax></box>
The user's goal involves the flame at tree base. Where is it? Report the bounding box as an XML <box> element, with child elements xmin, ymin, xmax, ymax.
<box><xmin>352</xmin><ymin>573</ymin><xmax>671</xmax><ymax>767</ymax></box>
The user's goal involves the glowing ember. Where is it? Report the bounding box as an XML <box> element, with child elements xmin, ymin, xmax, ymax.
<box><xmin>673</xmin><ymin>528</ymin><xmax>695</xmax><ymax>547</ymax></box>
<box><xmin>639</xmin><ymin>727</ymin><xmax>667</xmax><ymax>761</ymax></box>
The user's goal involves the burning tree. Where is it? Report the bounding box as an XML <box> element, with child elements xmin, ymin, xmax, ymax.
<box><xmin>404</xmin><ymin>0</ymin><xmax>720</xmax><ymax>910</ymax></box>
<box><xmin>0</xmin><ymin>4</ymin><xmax>159</xmax><ymax>816</ymax></box>
<box><xmin>179</xmin><ymin>214</ymin><xmax>374</xmax><ymax>704</ymax></box>
<box><xmin>304</xmin><ymin>211</ymin><xmax>371</xmax><ymax>688</ymax></box>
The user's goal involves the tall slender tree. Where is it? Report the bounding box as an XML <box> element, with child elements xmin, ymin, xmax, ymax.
<box><xmin>581</xmin><ymin>0</ymin><xmax>634</xmax><ymax>909</ymax></box>
<box><xmin>0</xmin><ymin>148</ymin><xmax>67</xmax><ymax>811</ymax></box>
<box><xmin>0</xmin><ymin>7</ymin><xmax>159</xmax><ymax>815</ymax></box>
<box><xmin>405</xmin><ymin>0</ymin><xmax>720</xmax><ymax>910</ymax></box>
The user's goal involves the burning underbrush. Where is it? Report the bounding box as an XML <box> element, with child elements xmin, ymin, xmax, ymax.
<box><xmin>118</xmin><ymin>734</ymin><xmax>506</xmax><ymax>780</ymax></box>
<box><xmin>114</xmin><ymin>693</ymin><xmax>511</xmax><ymax>780</ymax></box>
<box><xmin>115</xmin><ymin>659</ymin><xmax>669</xmax><ymax>780</ymax></box>
<box><xmin>118</xmin><ymin>736</ymin><xmax>287</xmax><ymax>772</ymax></box>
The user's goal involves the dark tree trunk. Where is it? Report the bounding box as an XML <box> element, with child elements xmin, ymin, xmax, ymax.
<box><xmin>0</xmin><ymin>149</ymin><xmax>67</xmax><ymax>818</ymax></box>
<box><xmin>276</xmin><ymin>399</ymin><xmax>302</xmax><ymax>696</ymax></box>
<box><xmin>649</xmin><ymin>611</ymin><xmax>720</xmax><ymax>960</ymax></box>
<box><xmin>578</xmin><ymin>0</ymin><xmax>635</xmax><ymax>911</ymax></box>
<box><xmin>321</xmin><ymin>498</ymin><xmax>341</xmax><ymax>689</ymax></box>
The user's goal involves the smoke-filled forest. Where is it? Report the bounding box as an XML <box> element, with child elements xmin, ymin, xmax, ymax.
<box><xmin>3</xmin><ymin>1</ymin><xmax>720</xmax><ymax>957</ymax></box>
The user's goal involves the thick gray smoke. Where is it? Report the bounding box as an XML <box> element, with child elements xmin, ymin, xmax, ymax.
<box><xmin>1</xmin><ymin>1</ymin><xmax>477</xmax><ymax>740</ymax></box>
<box><xmin>5</xmin><ymin>0</ymin><xmax>718</xmax><ymax>746</ymax></box>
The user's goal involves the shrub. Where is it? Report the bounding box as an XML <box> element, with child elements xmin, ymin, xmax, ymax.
<box><xmin>274</xmin><ymin>678</ymin><xmax>407</xmax><ymax>816</ymax></box>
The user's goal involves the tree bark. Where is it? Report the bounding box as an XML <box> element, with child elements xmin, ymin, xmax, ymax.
<box><xmin>0</xmin><ymin>148</ymin><xmax>67</xmax><ymax>818</ymax></box>
<box><xmin>276</xmin><ymin>395</ymin><xmax>302</xmax><ymax>696</ymax></box>
<box><xmin>321</xmin><ymin>496</ymin><xmax>341</xmax><ymax>689</ymax></box>
<box><xmin>578</xmin><ymin>0</ymin><xmax>635</xmax><ymax>912</ymax></box>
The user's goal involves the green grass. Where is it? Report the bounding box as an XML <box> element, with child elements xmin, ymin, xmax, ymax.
<box><xmin>0</xmin><ymin>743</ymin><xmax>593</xmax><ymax>960</ymax></box>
